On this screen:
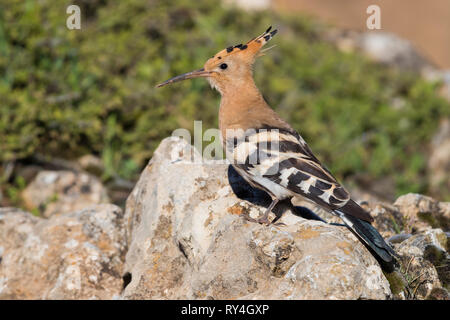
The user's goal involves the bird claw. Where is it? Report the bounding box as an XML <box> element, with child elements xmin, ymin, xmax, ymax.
<box><xmin>242</xmin><ymin>199</ymin><xmax>279</xmax><ymax>226</ymax></box>
<box><xmin>242</xmin><ymin>213</ymin><xmax>273</xmax><ymax>225</ymax></box>
<box><xmin>256</xmin><ymin>217</ymin><xmax>272</xmax><ymax>225</ymax></box>
<box><xmin>242</xmin><ymin>213</ymin><xmax>258</xmax><ymax>223</ymax></box>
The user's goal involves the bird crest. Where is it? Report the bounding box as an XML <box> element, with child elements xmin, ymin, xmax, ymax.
<box><xmin>205</xmin><ymin>26</ymin><xmax>278</xmax><ymax>69</ymax></box>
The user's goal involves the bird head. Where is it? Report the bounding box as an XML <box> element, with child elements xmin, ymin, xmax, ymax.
<box><xmin>156</xmin><ymin>26</ymin><xmax>277</xmax><ymax>93</ymax></box>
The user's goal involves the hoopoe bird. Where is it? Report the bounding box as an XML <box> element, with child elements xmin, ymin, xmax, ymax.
<box><xmin>156</xmin><ymin>27</ymin><xmax>398</xmax><ymax>271</ymax></box>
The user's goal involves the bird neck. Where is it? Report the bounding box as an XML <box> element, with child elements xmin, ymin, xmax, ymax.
<box><xmin>218</xmin><ymin>75</ymin><xmax>268</xmax><ymax>133</ymax></box>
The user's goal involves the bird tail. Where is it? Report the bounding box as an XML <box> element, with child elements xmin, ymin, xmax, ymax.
<box><xmin>334</xmin><ymin>202</ymin><xmax>399</xmax><ymax>272</ymax></box>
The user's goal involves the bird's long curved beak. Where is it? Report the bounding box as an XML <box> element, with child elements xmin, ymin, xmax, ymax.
<box><xmin>155</xmin><ymin>68</ymin><xmax>212</xmax><ymax>88</ymax></box>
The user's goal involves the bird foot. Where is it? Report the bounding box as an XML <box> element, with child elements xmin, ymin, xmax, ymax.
<box><xmin>256</xmin><ymin>216</ymin><xmax>272</xmax><ymax>225</ymax></box>
<box><xmin>242</xmin><ymin>199</ymin><xmax>280</xmax><ymax>226</ymax></box>
<box><xmin>242</xmin><ymin>212</ymin><xmax>272</xmax><ymax>225</ymax></box>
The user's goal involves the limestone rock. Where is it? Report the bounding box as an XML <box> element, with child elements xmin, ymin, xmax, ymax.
<box><xmin>326</xmin><ymin>30</ymin><xmax>433</xmax><ymax>73</ymax></box>
<box><xmin>77</xmin><ymin>155</ymin><xmax>105</xmax><ymax>176</ymax></box>
<box><xmin>21</xmin><ymin>170</ymin><xmax>110</xmax><ymax>218</ymax></box>
<box><xmin>357</xmin><ymin>32</ymin><xmax>431</xmax><ymax>72</ymax></box>
<box><xmin>394</xmin><ymin>193</ymin><xmax>450</xmax><ymax>233</ymax></box>
<box><xmin>223</xmin><ymin>0</ymin><xmax>271</xmax><ymax>11</ymax></box>
<box><xmin>0</xmin><ymin>204</ymin><xmax>126</xmax><ymax>299</ymax></box>
<box><xmin>394</xmin><ymin>229</ymin><xmax>449</xmax><ymax>299</ymax></box>
<box><xmin>121</xmin><ymin>137</ymin><xmax>392</xmax><ymax>300</ymax></box>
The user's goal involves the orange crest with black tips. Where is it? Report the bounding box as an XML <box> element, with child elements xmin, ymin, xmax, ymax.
<box><xmin>204</xmin><ymin>26</ymin><xmax>278</xmax><ymax>69</ymax></box>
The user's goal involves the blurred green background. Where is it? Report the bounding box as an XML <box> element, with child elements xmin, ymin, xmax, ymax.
<box><xmin>0</xmin><ymin>0</ymin><xmax>449</xmax><ymax>210</ymax></box>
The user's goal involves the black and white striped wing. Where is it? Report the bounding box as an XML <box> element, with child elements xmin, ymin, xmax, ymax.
<box><xmin>227</xmin><ymin>127</ymin><xmax>372</xmax><ymax>222</ymax></box>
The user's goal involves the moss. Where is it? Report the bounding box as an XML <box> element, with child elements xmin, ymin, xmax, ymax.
<box><xmin>30</xmin><ymin>207</ymin><xmax>40</xmax><ymax>217</ymax></box>
<box><xmin>417</xmin><ymin>212</ymin><xmax>439</xmax><ymax>228</ymax></box>
<box><xmin>384</xmin><ymin>270</ymin><xmax>408</xmax><ymax>296</ymax></box>
<box><xmin>0</xmin><ymin>0</ymin><xmax>449</xmax><ymax>201</ymax></box>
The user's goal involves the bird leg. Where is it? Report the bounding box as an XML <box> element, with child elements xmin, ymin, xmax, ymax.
<box><xmin>243</xmin><ymin>198</ymin><xmax>279</xmax><ymax>225</ymax></box>
<box><xmin>259</xmin><ymin>198</ymin><xmax>279</xmax><ymax>224</ymax></box>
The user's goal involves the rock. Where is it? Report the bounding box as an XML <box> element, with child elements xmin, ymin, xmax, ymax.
<box><xmin>223</xmin><ymin>0</ymin><xmax>271</xmax><ymax>11</ymax></box>
<box><xmin>394</xmin><ymin>193</ymin><xmax>450</xmax><ymax>233</ymax></box>
<box><xmin>121</xmin><ymin>137</ymin><xmax>392</xmax><ymax>300</ymax></box>
<box><xmin>326</xmin><ymin>29</ymin><xmax>437</xmax><ymax>75</ymax></box>
<box><xmin>3</xmin><ymin>135</ymin><xmax>448</xmax><ymax>300</ymax></box>
<box><xmin>387</xmin><ymin>233</ymin><xmax>412</xmax><ymax>244</ymax></box>
<box><xmin>0</xmin><ymin>204</ymin><xmax>126</xmax><ymax>299</ymax></box>
<box><xmin>394</xmin><ymin>229</ymin><xmax>449</xmax><ymax>299</ymax></box>
<box><xmin>21</xmin><ymin>170</ymin><xmax>110</xmax><ymax>218</ymax></box>
<box><xmin>356</xmin><ymin>32</ymin><xmax>432</xmax><ymax>72</ymax></box>
<box><xmin>427</xmin><ymin>118</ymin><xmax>450</xmax><ymax>198</ymax></box>
<box><xmin>77</xmin><ymin>155</ymin><xmax>105</xmax><ymax>176</ymax></box>
<box><xmin>427</xmin><ymin>287</ymin><xmax>449</xmax><ymax>300</ymax></box>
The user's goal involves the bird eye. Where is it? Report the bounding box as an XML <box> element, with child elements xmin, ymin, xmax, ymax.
<box><xmin>220</xmin><ymin>63</ymin><xmax>228</xmax><ymax>70</ymax></box>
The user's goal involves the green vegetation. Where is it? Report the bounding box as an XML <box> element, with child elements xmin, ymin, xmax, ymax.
<box><xmin>1</xmin><ymin>0</ymin><xmax>449</xmax><ymax>200</ymax></box>
<box><xmin>3</xmin><ymin>175</ymin><xmax>26</xmax><ymax>207</ymax></box>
